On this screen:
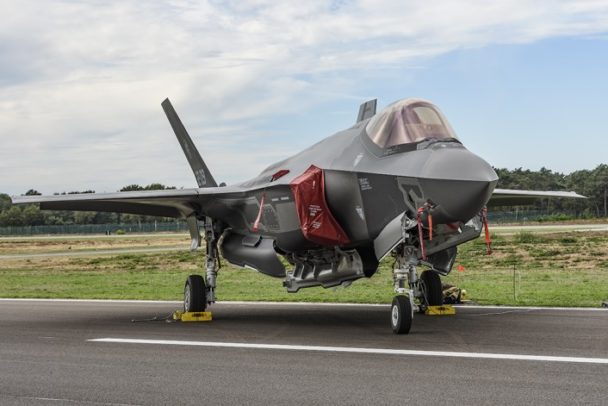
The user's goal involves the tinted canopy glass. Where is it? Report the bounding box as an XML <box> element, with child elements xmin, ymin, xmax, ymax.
<box><xmin>365</xmin><ymin>99</ymin><xmax>458</xmax><ymax>149</ymax></box>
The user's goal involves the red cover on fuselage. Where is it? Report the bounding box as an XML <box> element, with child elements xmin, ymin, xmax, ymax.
<box><xmin>290</xmin><ymin>165</ymin><xmax>350</xmax><ymax>246</ymax></box>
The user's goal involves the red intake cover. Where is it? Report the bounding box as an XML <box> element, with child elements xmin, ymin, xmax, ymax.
<box><xmin>290</xmin><ymin>165</ymin><xmax>350</xmax><ymax>246</ymax></box>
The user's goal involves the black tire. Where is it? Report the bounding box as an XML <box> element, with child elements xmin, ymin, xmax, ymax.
<box><xmin>390</xmin><ymin>296</ymin><xmax>413</xmax><ymax>334</ymax></box>
<box><xmin>421</xmin><ymin>271</ymin><xmax>443</xmax><ymax>306</ymax></box>
<box><xmin>184</xmin><ymin>274</ymin><xmax>207</xmax><ymax>312</ymax></box>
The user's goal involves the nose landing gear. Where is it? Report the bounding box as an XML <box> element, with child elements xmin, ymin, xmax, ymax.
<box><xmin>391</xmin><ymin>245</ymin><xmax>417</xmax><ymax>334</ymax></box>
<box><xmin>391</xmin><ymin>243</ymin><xmax>445</xmax><ymax>334</ymax></box>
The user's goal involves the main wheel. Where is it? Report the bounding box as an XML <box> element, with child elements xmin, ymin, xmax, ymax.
<box><xmin>391</xmin><ymin>296</ymin><xmax>413</xmax><ymax>334</ymax></box>
<box><xmin>420</xmin><ymin>271</ymin><xmax>443</xmax><ymax>306</ymax></box>
<box><xmin>184</xmin><ymin>274</ymin><xmax>207</xmax><ymax>312</ymax></box>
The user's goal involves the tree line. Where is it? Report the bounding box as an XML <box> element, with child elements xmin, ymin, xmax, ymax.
<box><xmin>1</xmin><ymin>164</ymin><xmax>607</xmax><ymax>227</ymax></box>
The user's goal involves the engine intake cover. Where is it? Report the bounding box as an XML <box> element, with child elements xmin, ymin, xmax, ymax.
<box><xmin>290</xmin><ymin>165</ymin><xmax>350</xmax><ymax>247</ymax></box>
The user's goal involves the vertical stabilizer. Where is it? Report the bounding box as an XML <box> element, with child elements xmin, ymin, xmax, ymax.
<box><xmin>161</xmin><ymin>98</ymin><xmax>217</xmax><ymax>188</ymax></box>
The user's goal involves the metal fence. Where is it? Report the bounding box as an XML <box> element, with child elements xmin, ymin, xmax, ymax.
<box><xmin>0</xmin><ymin>221</ymin><xmax>189</xmax><ymax>236</ymax></box>
<box><xmin>486</xmin><ymin>209</ymin><xmax>582</xmax><ymax>223</ymax></box>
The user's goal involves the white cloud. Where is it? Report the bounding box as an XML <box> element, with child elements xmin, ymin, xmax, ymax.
<box><xmin>1</xmin><ymin>0</ymin><xmax>608</xmax><ymax>194</ymax></box>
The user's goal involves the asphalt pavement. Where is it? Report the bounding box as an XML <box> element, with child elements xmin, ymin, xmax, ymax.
<box><xmin>0</xmin><ymin>300</ymin><xmax>606</xmax><ymax>405</ymax></box>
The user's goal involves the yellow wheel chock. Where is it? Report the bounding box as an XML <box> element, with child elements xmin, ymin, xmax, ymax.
<box><xmin>425</xmin><ymin>305</ymin><xmax>456</xmax><ymax>316</ymax></box>
<box><xmin>172</xmin><ymin>310</ymin><xmax>213</xmax><ymax>322</ymax></box>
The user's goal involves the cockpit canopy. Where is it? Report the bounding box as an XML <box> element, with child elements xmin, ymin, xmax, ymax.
<box><xmin>365</xmin><ymin>99</ymin><xmax>458</xmax><ymax>149</ymax></box>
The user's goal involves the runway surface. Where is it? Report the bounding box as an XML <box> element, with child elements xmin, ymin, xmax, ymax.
<box><xmin>0</xmin><ymin>300</ymin><xmax>606</xmax><ymax>405</ymax></box>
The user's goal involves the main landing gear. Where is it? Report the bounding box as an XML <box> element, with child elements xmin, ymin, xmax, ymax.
<box><xmin>391</xmin><ymin>245</ymin><xmax>444</xmax><ymax>334</ymax></box>
<box><xmin>183</xmin><ymin>218</ymin><xmax>220</xmax><ymax>314</ymax></box>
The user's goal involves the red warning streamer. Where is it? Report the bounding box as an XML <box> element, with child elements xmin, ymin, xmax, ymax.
<box><xmin>252</xmin><ymin>193</ymin><xmax>266</xmax><ymax>232</ymax></box>
<box><xmin>416</xmin><ymin>203</ymin><xmax>434</xmax><ymax>260</ymax></box>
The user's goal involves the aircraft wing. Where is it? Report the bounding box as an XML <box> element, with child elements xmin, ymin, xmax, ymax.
<box><xmin>487</xmin><ymin>188</ymin><xmax>585</xmax><ymax>207</ymax></box>
<box><xmin>10</xmin><ymin>187</ymin><xmax>240</xmax><ymax>219</ymax></box>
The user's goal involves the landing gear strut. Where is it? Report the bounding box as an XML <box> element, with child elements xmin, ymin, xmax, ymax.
<box><xmin>182</xmin><ymin>217</ymin><xmax>220</xmax><ymax>313</ymax></box>
<box><xmin>203</xmin><ymin>217</ymin><xmax>219</xmax><ymax>304</ymax></box>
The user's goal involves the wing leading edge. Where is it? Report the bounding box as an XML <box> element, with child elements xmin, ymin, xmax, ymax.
<box><xmin>488</xmin><ymin>188</ymin><xmax>585</xmax><ymax>207</ymax></box>
<box><xmin>10</xmin><ymin>186</ymin><xmax>241</xmax><ymax>219</ymax></box>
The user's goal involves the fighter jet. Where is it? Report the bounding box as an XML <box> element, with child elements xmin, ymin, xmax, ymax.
<box><xmin>12</xmin><ymin>97</ymin><xmax>584</xmax><ymax>334</ymax></box>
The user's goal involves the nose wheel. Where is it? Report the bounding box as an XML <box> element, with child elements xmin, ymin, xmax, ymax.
<box><xmin>391</xmin><ymin>295</ymin><xmax>413</xmax><ymax>334</ymax></box>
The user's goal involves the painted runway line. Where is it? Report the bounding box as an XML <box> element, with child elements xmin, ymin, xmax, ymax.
<box><xmin>0</xmin><ymin>394</ymin><xmax>139</xmax><ymax>406</ymax></box>
<box><xmin>88</xmin><ymin>338</ymin><xmax>608</xmax><ymax>365</ymax></box>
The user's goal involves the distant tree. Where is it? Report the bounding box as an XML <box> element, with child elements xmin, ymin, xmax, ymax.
<box><xmin>44</xmin><ymin>209</ymin><xmax>81</xmax><ymax>225</ymax></box>
<box><xmin>568</xmin><ymin>164</ymin><xmax>608</xmax><ymax>217</ymax></box>
<box><xmin>120</xmin><ymin>183</ymin><xmax>176</xmax><ymax>192</ymax></box>
<box><xmin>144</xmin><ymin>183</ymin><xmax>176</xmax><ymax>190</ymax></box>
<box><xmin>74</xmin><ymin>211</ymin><xmax>97</xmax><ymax>224</ymax></box>
<box><xmin>42</xmin><ymin>212</ymin><xmax>69</xmax><ymax>225</ymax></box>
<box><xmin>120</xmin><ymin>184</ymin><xmax>144</xmax><ymax>192</ymax></box>
<box><xmin>0</xmin><ymin>194</ymin><xmax>11</xmax><ymax>212</ymax></box>
<box><xmin>94</xmin><ymin>212</ymin><xmax>119</xmax><ymax>224</ymax></box>
<box><xmin>0</xmin><ymin>206</ymin><xmax>23</xmax><ymax>226</ymax></box>
<box><xmin>25</xmin><ymin>189</ymin><xmax>41</xmax><ymax>196</ymax></box>
<box><xmin>21</xmin><ymin>205</ymin><xmax>44</xmax><ymax>226</ymax></box>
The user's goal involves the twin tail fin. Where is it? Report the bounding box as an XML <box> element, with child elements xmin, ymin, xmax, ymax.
<box><xmin>161</xmin><ymin>98</ymin><xmax>217</xmax><ymax>188</ymax></box>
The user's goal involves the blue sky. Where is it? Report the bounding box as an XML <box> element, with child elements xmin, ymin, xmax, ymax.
<box><xmin>1</xmin><ymin>1</ymin><xmax>608</xmax><ymax>195</ymax></box>
<box><xmin>278</xmin><ymin>37</ymin><xmax>608</xmax><ymax>171</ymax></box>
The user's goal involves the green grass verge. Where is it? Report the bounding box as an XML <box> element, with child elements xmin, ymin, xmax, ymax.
<box><xmin>0</xmin><ymin>232</ymin><xmax>607</xmax><ymax>306</ymax></box>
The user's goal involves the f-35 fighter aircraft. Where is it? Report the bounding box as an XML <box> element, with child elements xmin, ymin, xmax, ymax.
<box><xmin>13</xmin><ymin>97</ymin><xmax>584</xmax><ymax>334</ymax></box>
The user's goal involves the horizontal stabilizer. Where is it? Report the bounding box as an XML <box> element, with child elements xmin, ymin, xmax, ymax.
<box><xmin>356</xmin><ymin>99</ymin><xmax>377</xmax><ymax>123</ymax></box>
<box><xmin>161</xmin><ymin>98</ymin><xmax>217</xmax><ymax>188</ymax></box>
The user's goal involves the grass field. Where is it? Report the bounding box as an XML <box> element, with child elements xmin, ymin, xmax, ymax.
<box><xmin>0</xmin><ymin>234</ymin><xmax>185</xmax><ymax>255</ymax></box>
<box><xmin>1</xmin><ymin>230</ymin><xmax>607</xmax><ymax>307</ymax></box>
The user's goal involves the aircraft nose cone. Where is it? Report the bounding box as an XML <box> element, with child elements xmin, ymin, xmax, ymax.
<box><xmin>419</xmin><ymin>147</ymin><xmax>498</xmax><ymax>223</ymax></box>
